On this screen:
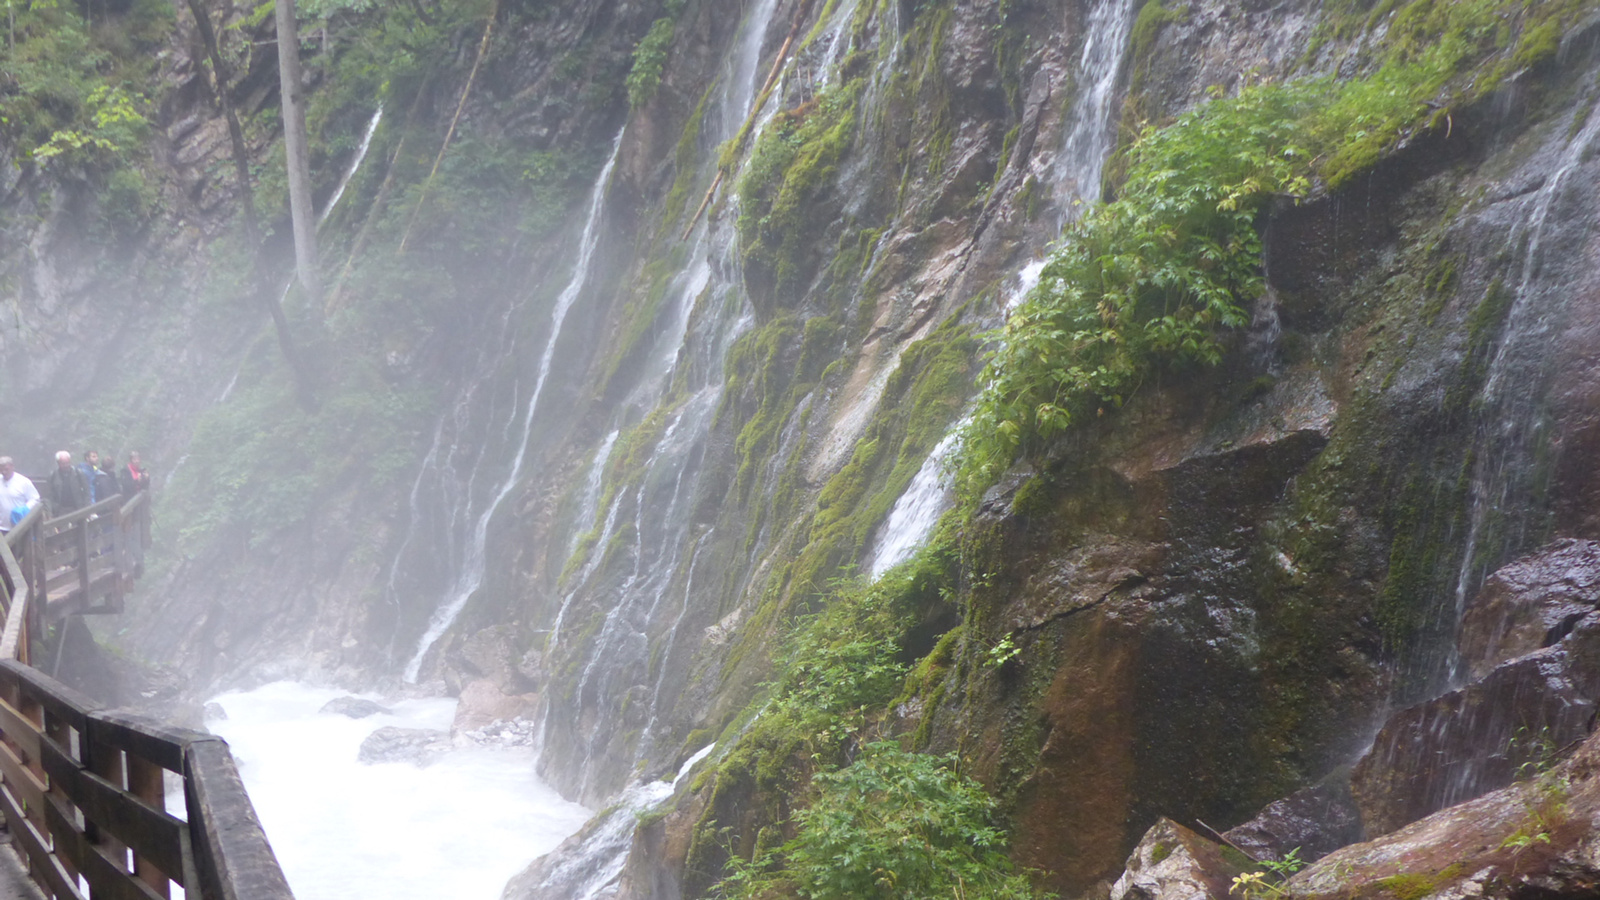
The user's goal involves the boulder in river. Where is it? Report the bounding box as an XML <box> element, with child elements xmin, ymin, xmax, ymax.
<box><xmin>357</xmin><ymin>726</ymin><xmax>451</xmax><ymax>766</ymax></box>
<box><xmin>451</xmin><ymin>679</ymin><xmax>539</xmax><ymax>733</ymax></box>
<box><xmin>320</xmin><ymin>696</ymin><xmax>393</xmax><ymax>719</ymax></box>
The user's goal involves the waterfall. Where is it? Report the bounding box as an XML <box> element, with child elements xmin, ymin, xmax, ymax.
<box><xmin>506</xmin><ymin>745</ymin><xmax>715</xmax><ymax>900</ymax></box>
<box><xmin>869</xmin><ymin>428</ymin><xmax>960</xmax><ymax>576</ymax></box>
<box><xmin>567</xmin><ymin>431</ymin><xmax>619</xmax><ymax>557</ymax></box>
<box><xmin>1444</xmin><ymin>103</ymin><xmax>1600</xmax><ymax>684</ymax></box>
<box><xmin>319</xmin><ymin>106</ymin><xmax>384</xmax><ymax>225</ymax></box>
<box><xmin>857</xmin><ymin>0</ymin><xmax>1136</xmax><ymax>575</ymax></box>
<box><xmin>1052</xmin><ymin>0</ymin><xmax>1136</xmax><ymax>219</ymax></box>
<box><xmin>402</xmin><ymin>129</ymin><xmax>626</xmax><ymax>683</ymax></box>
<box><xmin>532</xmin><ymin>0</ymin><xmax>785</xmax><ymax>800</ymax></box>
<box><xmin>720</xmin><ymin>0</ymin><xmax>782</xmax><ymax>136</ymax></box>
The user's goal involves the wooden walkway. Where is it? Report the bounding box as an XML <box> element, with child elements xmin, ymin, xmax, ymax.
<box><xmin>0</xmin><ymin>494</ymin><xmax>295</xmax><ymax>900</ymax></box>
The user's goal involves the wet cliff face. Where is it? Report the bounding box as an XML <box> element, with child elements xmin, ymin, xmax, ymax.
<box><xmin>10</xmin><ymin>0</ymin><xmax>1600</xmax><ymax>897</ymax></box>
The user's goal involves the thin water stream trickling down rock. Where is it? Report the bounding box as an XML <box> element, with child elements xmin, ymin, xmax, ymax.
<box><xmin>6</xmin><ymin>0</ymin><xmax>1600</xmax><ymax>897</ymax></box>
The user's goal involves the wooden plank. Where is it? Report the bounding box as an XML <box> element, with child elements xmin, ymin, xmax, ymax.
<box><xmin>0</xmin><ymin>695</ymin><xmax>40</xmax><ymax>761</ymax></box>
<box><xmin>2</xmin><ymin>778</ymin><xmax>84</xmax><ymax>900</ymax></box>
<box><xmin>114</xmin><ymin>492</ymin><xmax>147</xmax><ymax>524</ymax></box>
<box><xmin>185</xmin><ymin>739</ymin><xmax>295</xmax><ymax>900</ymax></box>
<box><xmin>0</xmin><ymin>660</ymin><xmax>98</xmax><ymax>731</ymax></box>
<box><xmin>45</xmin><ymin>567</ymin><xmax>82</xmax><ymax>593</ymax></box>
<box><xmin>40</xmin><ymin>738</ymin><xmax>187</xmax><ymax>881</ymax></box>
<box><xmin>0</xmin><ymin>738</ymin><xmax>47</xmax><ymax>815</ymax></box>
<box><xmin>46</xmin><ymin>794</ymin><xmax>168</xmax><ymax>900</ymax></box>
<box><xmin>46</xmin><ymin>570</ymin><xmax>122</xmax><ymax>617</ymax></box>
<box><xmin>76</xmin><ymin>524</ymin><xmax>90</xmax><ymax>602</ymax></box>
<box><xmin>127</xmin><ymin>755</ymin><xmax>172</xmax><ymax>897</ymax></box>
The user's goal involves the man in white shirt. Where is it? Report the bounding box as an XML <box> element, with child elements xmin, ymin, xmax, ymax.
<box><xmin>0</xmin><ymin>457</ymin><xmax>39</xmax><ymax>532</ymax></box>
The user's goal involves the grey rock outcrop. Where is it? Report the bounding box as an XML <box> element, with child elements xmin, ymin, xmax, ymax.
<box><xmin>1458</xmin><ymin>538</ymin><xmax>1600</xmax><ymax>682</ymax></box>
<box><xmin>1111</xmin><ymin>818</ymin><xmax>1242</xmax><ymax>900</ymax></box>
<box><xmin>450</xmin><ymin>679</ymin><xmax>538</xmax><ymax>734</ymax></box>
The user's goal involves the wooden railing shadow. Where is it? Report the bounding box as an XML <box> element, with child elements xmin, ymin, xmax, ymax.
<box><xmin>0</xmin><ymin>495</ymin><xmax>294</xmax><ymax>900</ymax></box>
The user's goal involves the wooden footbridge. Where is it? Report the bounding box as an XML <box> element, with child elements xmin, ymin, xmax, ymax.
<box><xmin>0</xmin><ymin>494</ymin><xmax>294</xmax><ymax>900</ymax></box>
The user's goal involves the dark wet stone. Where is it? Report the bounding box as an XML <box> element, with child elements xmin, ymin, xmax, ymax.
<box><xmin>319</xmin><ymin>696</ymin><xmax>392</xmax><ymax>719</ymax></box>
<box><xmin>1458</xmin><ymin>538</ymin><xmax>1600</xmax><ymax>682</ymax></box>
<box><xmin>357</xmin><ymin>726</ymin><xmax>451</xmax><ymax>765</ymax></box>
<box><xmin>1289</xmin><ymin>727</ymin><xmax>1600</xmax><ymax>899</ymax></box>
<box><xmin>1350</xmin><ymin>614</ymin><xmax>1600</xmax><ymax>838</ymax></box>
<box><xmin>1222</xmin><ymin>775</ymin><xmax>1362</xmax><ymax>864</ymax></box>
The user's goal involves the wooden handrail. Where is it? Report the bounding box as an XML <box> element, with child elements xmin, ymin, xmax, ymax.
<box><xmin>0</xmin><ymin>540</ymin><xmax>27</xmax><ymax>663</ymax></box>
<box><xmin>39</xmin><ymin>494</ymin><xmax>124</xmax><ymax>531</ymax></box>
<box><xmin>0</xmin><ymin>661</ymin><xmax>294</xmax><ymax>900</ymax></box>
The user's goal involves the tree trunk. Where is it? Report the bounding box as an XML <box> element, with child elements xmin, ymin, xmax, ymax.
<box><xmin>183</xmin><ymin>0</ymin><xmax>258</xmax><ymax>244</ymax></box>
<box><xmin>188</xmin><ymin>0</ymin><xmax>315</xmax><ymax>408</ymax></box>
<box><xmin>275</xmin><ymin>0</ymin><xmax>321</xmax><ymax>306</ymax></box>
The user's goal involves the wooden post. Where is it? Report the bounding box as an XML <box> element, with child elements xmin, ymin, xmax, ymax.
<box><xmin>87</xmin><ymin>739</ymin><xmax>132</xmax><ymax>898</ymax></box>
<box><xmin>41</xmin><ymin>709</ymin><xmax>80</xmax><ymax>889</ymax></box>
<box><xmin>128</xmin><ymin>755</ymin><xmax>170</xmax><ymax>898</ymax></box>
<box><xmin>75</xmin><ymin>522</ymin><xmax>90</xmax><ymax>609</ymax></box>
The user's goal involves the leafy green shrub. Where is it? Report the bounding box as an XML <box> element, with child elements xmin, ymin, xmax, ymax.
<box><xmin>960</xmin><ymin>0</ymin><xmax>1598</xmax><ymax>493</ymax></box>
<box><xmin>627</xmin><ymin>0</ymin><xmax>689</xmax><ymax>109</ymax></box>
<box><xmin>961</xmin><ymin>80</ymin><xmax>1322</xmax><ymax>487</ymax></box>
<box><xmin>627</xmin><ymin>17</ymin><xmax>677</xmax><ymax>109</ymax></box>
<box><xmin>721</xmin><ymin>742</ymin><xmax>1045</xmax><ymax>900</ymax></box>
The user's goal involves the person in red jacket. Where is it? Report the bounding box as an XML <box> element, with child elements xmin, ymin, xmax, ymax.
<box><xmin>119</xmin><ymin>451</ymin><xmax>150</xmax><ymax>497</ymax></box>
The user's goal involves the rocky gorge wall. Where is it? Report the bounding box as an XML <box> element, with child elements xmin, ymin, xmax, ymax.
<box><xmin>7</xmin><ymin>0</ymin><xmax>1600</xmax><ymax>898</ymax></box>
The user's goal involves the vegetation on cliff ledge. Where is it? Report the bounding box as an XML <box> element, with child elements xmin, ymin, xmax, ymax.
<box><xmin>960</xmin><ymin>0</ymin><xmax>1596</xmax><ymax>492</ymax></box>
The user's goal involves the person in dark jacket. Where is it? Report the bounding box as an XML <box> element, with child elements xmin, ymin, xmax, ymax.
<box><xmin>119</xmin><ymin>451</ymin><xmax>149</xmax><ymax>497</ymax></box>
<box><xmin>92</xmin><ymin>454</ymin><xmax>120</xmax><ymax>507</ymax></box>
<box><xmin>47</xmin><ymin>450</ymin><xmax>90</xmax><ymax>514</ymax></box>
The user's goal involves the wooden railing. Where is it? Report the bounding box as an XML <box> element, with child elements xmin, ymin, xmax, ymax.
<box><xmin>0</xmin><ymin>495</ymin><xmax>295</xmax><ymax>900</ymax></box>
<box><xmin>10</xmin><ymin>490</ymin><xmax>151</xmax><ymax>622</ymax></box>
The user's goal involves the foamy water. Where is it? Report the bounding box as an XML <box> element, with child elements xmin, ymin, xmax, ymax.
<box><xmin>206</xmin><ymin>682</ymin><xmax>591</xmax><ymax>900</ymax></box>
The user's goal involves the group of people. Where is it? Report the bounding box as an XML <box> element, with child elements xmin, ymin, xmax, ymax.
<box><xmin>0</xmin><ymin>450</ymin><xmax>150</xmax><ymax>531</ymax></box>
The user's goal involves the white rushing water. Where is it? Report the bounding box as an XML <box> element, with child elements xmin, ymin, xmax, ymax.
<box><xmin>869</xmin><ymin>428</ymin><xmax>960</xmax><ymax>576</ymax></box>
<box><xmin>208</xmin><ymin>682</ymin><xmax>590</xmax><ymax>900</ymax></box>
<box><xmin>1052</xmin><ymin>0</ymin><xmax>1136</xmax><ymax>220</ymax></box>
<box><xmin>512</xmin><ymin>744</ymin><xmax>715</xmax><ymax>900</ymax></box>
<box><xmin>404</xmin><ymin>128</ymin><xmax>627</xmax><ymax>682</ymax></box>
